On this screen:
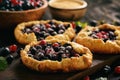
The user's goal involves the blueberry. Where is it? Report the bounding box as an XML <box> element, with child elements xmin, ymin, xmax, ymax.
<box><xmin>47</xmin><ymin>28</ymin><xmax>54</xmax><ymax>33</ymax></box>
<box><xmin>51</xmin><ymin>31</ymin><xmax>57</xmax><ymax>36</ymax></box>
<box><xmin>58</xmin><ymin>50</ymin><xmax>64</xmax><ymax>54</ymax></box>
<box><xmin>49</xmin><ymin>20</ymin><xmax>55</xmax><ymax>25</ymax></box>
<box><xmin>0</xmin><ymin>47</ymin><xmax>10</xmax><ymax>57</ymax></box>
<box><xmin>51</xmin><ymin>24</ymin><xmax>56</xmax><ymax>30</ymax></box>
<box><xmin>58</xmin><ymin>29</ymin><xmax>64</xmax><ymax>34</ymax></box>
<box><xmin>114</xmin><ymin>21</ymin><xmax>120</xmax><ymax>26</ymax></box>
<box><xmin>101</xmin><ymin>65</ymin><xmax>111</xmax><ymax>76</ymax></box>
<box><xmin>89</xmin><ymin>20</ymin><xmax>97</xmax><ymax>26</ymax></box>
<box><xmin>28</xmin><ymin>54</ymin><xmax>34</xmax><ymax>58</ymax></box>
<box><xmin>75</xmin><ymin>25</ymin><xmax>82</xmax><ymax>33</ymax></box>
<box><xmin>6</xmin><ymin>55</ymin><xmax>14</xmax><ymax>64</ymax></box>
<box><xmin>29</xmin><ymin>47</ymin><xmax>37</xmax><ymax>55</ymax></box>
<box><xmin>66</xmin><ymin>46</ymin><xmax>73</xmax><ymax>51</ymax></box>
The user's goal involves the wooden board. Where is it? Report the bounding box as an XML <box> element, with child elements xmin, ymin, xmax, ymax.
<box><xmin>0</xmin><ymin>54</ymin><xmax>120</xmax><ymax>80</ymax></box>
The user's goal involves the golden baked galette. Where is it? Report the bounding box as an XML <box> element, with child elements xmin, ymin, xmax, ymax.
<box><xmin>20</xmin><ymin>39</ymin><xmax>92</xmax><ymax>72</ymax></box>
<box><xmin>75</xmin><ymin>23</ymin><xmax>120</xmax><ymax>54</ymax></box>
<box><xmin>14</xmin><ymin>20</ymin><xmax>75</xmax><ymax>44</ymax></box>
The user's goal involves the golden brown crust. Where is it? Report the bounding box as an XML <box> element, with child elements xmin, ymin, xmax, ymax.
<box><xmin>20</xmin><ymin>39</ymin><xmax>93</xmax><ymax>72</ymax></box>
<box><xmin>75</xmin><ymin>23</ymin><xmax>120</xmax><ymax>54</ymax></box>
<box><xmin>14</xmin><ymin>20</ymin><xmax>75</xmax><ymax>44</ymax></box>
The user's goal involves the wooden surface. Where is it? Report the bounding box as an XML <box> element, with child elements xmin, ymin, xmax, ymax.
<box><xmin>0</xmin><ymin>0</ymin><xmax>120</xmax><ymax>80</ymax></box>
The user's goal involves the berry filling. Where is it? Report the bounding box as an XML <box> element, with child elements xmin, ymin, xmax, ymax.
<box><xmin>27</xmin><ymin>40</ymin><xmax>82</xmax><ymax>61</ymax></box>
<box><xmin>89</xmin><ymin>29</ymin><xmax>116</xmax><ymax>42</ymax></box>
<box><xmin>22</xmin><ymin>20</ymin><xmax>70</xmax><ymax>41</ymax></box>
<box><xmin>0</xmin><ymin>0</ymin><xmax>44</xmax><ymax>11</ymax></box>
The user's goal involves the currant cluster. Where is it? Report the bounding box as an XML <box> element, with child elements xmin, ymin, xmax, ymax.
<box><xmin>28</xmin><ymin>40</ymin><xmax>81</xmax><ymax>61</ymax></box>
<box><xmin>0</xmin><ymin>44</ymin><xmax>20</xmax><ymax>64</ymax></box>
<box><xmin>22</xmin><ymin>20</ymin><xmax>70</xmax><ymax>41</ymax></box>
<box><xmin>0</xmin><ymin>0</ymin><xmax>44</xmax><ymax>11</ymax></box>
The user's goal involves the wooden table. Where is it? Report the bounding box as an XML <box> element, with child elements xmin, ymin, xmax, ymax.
<box><xmin>0</xmin><ymin>0</ymin><xmax>120</xmax><ymax>80</ymax></box>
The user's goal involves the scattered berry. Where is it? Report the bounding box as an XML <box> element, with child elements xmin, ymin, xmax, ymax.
<box><xmin>84</xmin><ymin>76</ymin><xmax>90</xmax><ymax>80</ymax></box>
<box><xmin>95</xmin><ymin>77</ymin><xmax>107</xmax><ymax>80</ymax></box>
<box><xmin>89</xmin><ymin>20</ymin><xmax>97</xmax><ymax>26</ymax></box>
<box><xmin>114</xmin><ymin>66</ymin><xmax>120</xmax><ymax>74</ymax></box>
<box><xmin>9</xmin><ymin>44</ymin><xmax>17</xmax><ymax>52</ymax></box>
<box><xmin>0</xmin><ymin>47</ymin><xmax>10</xmax><ymax>57</ymax></box>
<box><xmin>6</xmin><ymin>55</ymin><xmax>14</xmax><ymax>64</ymax></box>
<box><xmin>101</xmin><ymin>65</ymin><xmax>111</xmax><ymax>76</ymax></box>
<box><xmin>71</xmin><ymin>22</ymin><xmax>76</xmax><ymax>29</ymax></box>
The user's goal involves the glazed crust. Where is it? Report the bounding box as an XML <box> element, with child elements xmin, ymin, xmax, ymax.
<box><xmin>75</xmin><ymin>23</ymin><xmax>120</xmax><ymax>54</ymax></box>
<box><xmin>20</xmin><ymin>39</ymin><xmax>93</xmax><ymax>72</ymax></box>
<box><xmin>14</xmin><ymin>20</ymin><xmax>75</xmax><ymax>44</ymax></box>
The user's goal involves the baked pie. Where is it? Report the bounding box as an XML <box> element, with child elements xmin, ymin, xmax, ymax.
<box><xmin>20</xmin><ymin>39</ymin><xmax>92</xmax><ymax>72</ymax></box>
<box><xmin>14</xmin><ymin>20</ymin><xmax>75</xmax><ymax>44</ymax></box>
<box><xmin>75</xmin><ymin>23</ymin><xmax>120</xmax><ymax>54</ymax></box>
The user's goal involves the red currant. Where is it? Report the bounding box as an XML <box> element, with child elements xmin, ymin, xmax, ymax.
<box><xmin>52</xmin><ymin>43</ymin><xmax>59</xmax><ymax>47</ymax></box>
<box><xmin>40</xmin><ymin>40</ymin><xmax>46</xmax><ymax>45</ymax></box>
<box><xmin>84</xmin><ymin>76</ymin><xmax>90</xmax><ymax>80</ymax></box>
<box><xmin>114</xmin><ymin>66</ymin><xmax>120</xmax><ymax>74</ymax></box>
<box><xmin>0</xmin><ymin>0</ymin><xmax>2</xmax><ymax>3</ymax></box>
<box><xmin>45</xmin><ymin>24</ymin><xmax>51</xmax><ymax>28</ymax></box>
<box><xmin>11</xmin><ymin>0</ymin><xmax>19</xmax><ymax>6</ymax></box>
<box><xmin>9</xmin><ymin>44</ymin><xmax>17</xmax><ymax>52</ymax></box>
<box><xmin>71</xmin><ymin>22</ymin><xmax>76</xmax><ymax>29</ymax></box>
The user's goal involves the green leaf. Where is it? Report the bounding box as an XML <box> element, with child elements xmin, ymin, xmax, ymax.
<box><xmin>75</xmin><ymin>21</ymin><xmax>88</xmax><ymax>28</ymax></box>
<box><xmin>0</xmin><ymin>57</ymin><xmax>8</xmax><ymax>71</ymax></box>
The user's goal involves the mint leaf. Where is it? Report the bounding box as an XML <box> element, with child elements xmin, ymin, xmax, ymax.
<box><xmin>0</xmin><ymin>57</ymin><xmax>8</xmax><ymax>71</ymax></box>
<box><xmin>75</xmin><ymin>21</ymin><xmax>88</xmax><ymax>28</ymax></box>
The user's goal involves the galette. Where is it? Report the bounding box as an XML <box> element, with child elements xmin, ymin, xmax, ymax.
<box><xmin>20</xmin><ymin>39</ymin><xmax>93</xmax><ymax>72</ymax></box>
<box><xmin>75</xmin><ymin>23</ymin><xmax>120</xmax><ymax>54</ymax></box>
<box><xmin>14</xmin><ymin>20</ymin><xmax>75</xmax><ymax>44</ymax></box>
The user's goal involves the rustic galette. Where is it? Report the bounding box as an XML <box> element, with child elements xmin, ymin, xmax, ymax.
<box><xmin>75</xmin><ymin>23</ymin><xmax>120</xmax><ymax>54</ymax></box>
<box><xmin>14</xmin><ymin>20</ymin><xmax>75</xmax><ymax>44</ymax></box>
<box><xmin>20</xmin><ymin>39</ymin><xmax>92</xmax><ymax>72</ymax></box>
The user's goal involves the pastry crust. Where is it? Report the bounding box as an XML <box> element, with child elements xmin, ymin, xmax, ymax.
<box><xmin>20</xmin><ymin>39</ymin><xmax>93</xmax><ymax>72</ymax></box>
<box><xmin>14</xmin><ymin>20</ymin><xmax>75</xmax><ymax>44</ymax></box>
<box><xmin>75</xmin><ymin>23</ymin><xmax>120</xmax><ymax>54</ymax></box>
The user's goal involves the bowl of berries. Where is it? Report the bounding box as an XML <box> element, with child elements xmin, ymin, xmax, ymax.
<box><xmin>0</xmin><ymin>0</ymin><xmax>48</xmax><ymax>29</ymax></box>
<box><xmin>48</xmin><ymin>0</ymin><xmax>87</xmax><ymax>21</ymax></box>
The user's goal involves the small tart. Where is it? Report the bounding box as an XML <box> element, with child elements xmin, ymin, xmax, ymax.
<box><xmin>75</xmin><ymin>23</ymin><xmax>120</xmax><ymax>54</ymax></box>
<box><xmin>20</xmin><ymin>39</ymin><xmax>92</xmax><ymax>72</ymax></box>
<box><xmin>14</xmin><ymin>20</ymin><xmax>75</xmax><ymax>44</ymax></box>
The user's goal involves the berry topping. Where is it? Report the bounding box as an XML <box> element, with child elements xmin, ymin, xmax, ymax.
<box><xmin>27</xmin><ymin>41</ymin><xmax>81</xmax><ymax>61</ymax></box>
<box><xmin>89</xmin><ymin>29</ymin><xmax>116</xmax><ymax>42</ymax></box>
<box><xmin>22</xmin><ymin>21</ymin><xmax>70</xmax><ymax>41</ymax></box>
<box><xmin>0</xmin><ymin>0</ymin><xmax>44</xmax><ymax>11</ymax></box>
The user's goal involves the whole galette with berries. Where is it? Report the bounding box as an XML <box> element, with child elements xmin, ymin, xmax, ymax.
<box><xmin>20</xmin><ymin>39</ymin><xmax>93</xmax><ymax>72</ymax></box>
<box><xmin>75</xmin><ymin>23</ymin><xmax>120</xmax><ymax>54</ymax></box>
<box><xmin>14</xmin><ymin>20</ymin><xmax>75</xmax><ymax>44</ymax></box>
